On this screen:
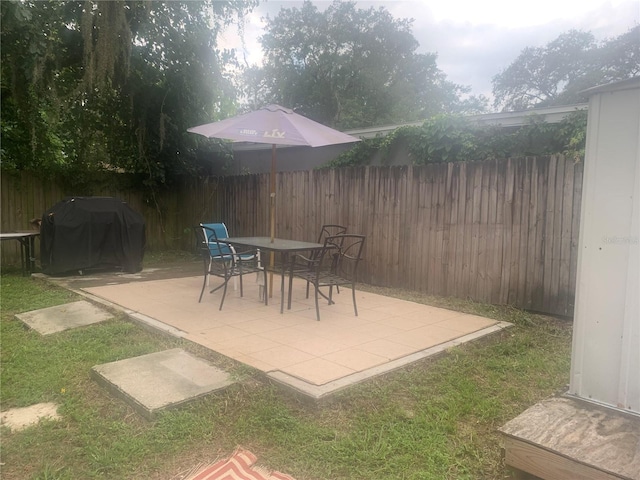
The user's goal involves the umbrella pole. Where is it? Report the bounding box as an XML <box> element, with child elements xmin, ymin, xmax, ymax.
<box><xmin>269</xmin><ymin>144</ymin><xmax>276</xmax><ymax>298</ymax></box>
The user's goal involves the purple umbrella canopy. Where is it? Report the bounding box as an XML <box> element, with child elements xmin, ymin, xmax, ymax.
<box><xmin>187</xmin><ymin>104</ymin><xmax>360</xmax><ymax>147</ymax></box>
<box><xmin>188</xmin><ymin>104</ymin><xmax>360</xmax><ymax>243</ymax></box>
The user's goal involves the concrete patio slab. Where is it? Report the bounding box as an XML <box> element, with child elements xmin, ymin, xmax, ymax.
<box><xmin>15</xmin><ymin>300</ymin><xmax>113</xmax><ymax>335</ymax></box>
<box><xmin>35</xmin><ymin>264</ymin><xmax>511</xmax><ymax>402</ymax></box>
<box><xmin>76</xmin><ymin>272</ymin><xmax>512</xmax><ymax>400</ymax></box>
<box><xmin>91</xmin><ymin>348</ymin><xmax>234</xmax><ymax>419</ymax></box>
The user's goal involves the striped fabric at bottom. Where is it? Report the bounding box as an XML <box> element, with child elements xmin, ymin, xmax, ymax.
<box><xmin>186</xmin><ymin>448</ymin><xmax>296</xmax><ymax>480</ymax></box>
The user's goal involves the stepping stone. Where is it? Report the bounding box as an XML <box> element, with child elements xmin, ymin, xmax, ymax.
<box><xmin>91</xmin><ymin>348</ymin><xmax>234</xmax><ymax>419</ymax></box>
<box><xmin>15</xmin><ymin>300</ymin><xmax>113</xmax><ymax>335</ymax></box>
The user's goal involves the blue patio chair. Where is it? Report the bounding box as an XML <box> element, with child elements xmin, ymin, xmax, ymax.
<box><xmin>195</xmin><ymin>223</ymin><xmax>266</xmax><ymax>310</ymax></box>
<box><xmin>200</xmin><ymin>223</ymin><xmax>232</xmax><ymax>257</ymax></box>
<box><xmin>199</xmin><ymin>223</ymin><xmax>262</xmax><ymax>279</ymax></box>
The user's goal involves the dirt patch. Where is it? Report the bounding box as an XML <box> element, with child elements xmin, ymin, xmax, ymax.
<box><xmin>0</xmin><ymin>403</ymin><xmax>61</xmax><ymax>432</ymax></box>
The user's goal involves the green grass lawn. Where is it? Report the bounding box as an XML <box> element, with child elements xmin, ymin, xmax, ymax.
<box><xmin>0</xmin><ymin>270</ymin><xmax>572</xmax><ymax>480</ymax></box>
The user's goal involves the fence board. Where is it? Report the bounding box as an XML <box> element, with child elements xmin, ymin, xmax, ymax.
<box><xmin>500</xmin><ymin>159</ymin><xmax>515</xmax><ymax>304</ymax></box>
<box><xmin>391</xmin><ymin>168</ymin><xmax>403</xmax><ymax>287</ymax></box>
<box><xmin>409</xmin><ymin>169</ymin><xmax>419</xmax><ymax>289</ymax></box>
<box><xmin>443</xmin><ymin>164</ymin><xmax>456</xmax><ymax>296</ymax></box>
<box><xmin>530</xmin><ymin>157</ymin><xmax>547</xmax><ymax>310</ymax></box>
<box><xmin>524</xmin><ymin>158</ymin><xmax>539</xmax><ymax>310</ymax></box>
<box><xmin>541</xmin><ymin>156</ymin><xmax>556</xmax><ymax>312</ymax></box>
<box><xmin>488</xmin><ymin>161</ymin><xmax>501</xmax><ymax>303</ymax></box>
<box><xmin>453</xmin><ymin>164</ymin><xmax>467</xmax><ymax>297</ymax></box>
<box><xmin>478</xmin><ymin>162</ymin><xmax>491</xmax><ymax>301</ymax></box>
<box><xmin>558</xmin><ymin>157</ymin><xmax>575</xmax><ymax>315</ymax></box>
<box><xmin>517</xmin><ymin>158</ymin><xmax>532</xmax><ymax>307</ymax></box>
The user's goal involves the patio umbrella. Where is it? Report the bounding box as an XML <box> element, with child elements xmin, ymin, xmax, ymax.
<box><xmin>187</xmin><ymin>104</ymin><xmax>360</xmax><ymax>243</ymax></box>
<box><xmin>188</xmin><ymin>104</ymin><xmax>360</xmax><ymax>297</ymax></box>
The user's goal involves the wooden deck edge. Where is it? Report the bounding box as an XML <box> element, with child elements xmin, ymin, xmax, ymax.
<box><xmin>502</xmin><ymin>435</ymin><xmax>627</xmax><ymax>480</ymax></box>
<box><xmin>499</xmin><ymin>395</ymin><xmax>639</xmax><ymax>480</ymax></box>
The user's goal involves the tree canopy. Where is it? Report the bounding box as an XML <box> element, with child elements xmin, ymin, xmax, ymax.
<box><xmin>242</xmin><ymin>0</ymin><xmax>487</xmax><ymax>129</ymax></box>
<box><xmin>492</xmin><ymin>26</ymin><xmax>640</xmax><ymax>111</ymax></box>
<box><xmin>1</xmin><ymin>0</ymin><xmax>255</xmax><ymax>189</ymax></box>
<box><xmin>3</xmin><ymin>0</ymin><xmax>631</xmax><ymax>188</ymax></box>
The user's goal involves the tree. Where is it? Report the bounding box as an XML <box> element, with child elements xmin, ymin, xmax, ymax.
<box><xmin>243</xmin><ymin>0</ymin><xmax>486</xmax><ymax>129</ymax></box>
<box><xmin>1</xmin><ymin>0</ymin><xmax>255</xmax><ymax>189</ymax></box>
<box><xmin>1</xmin><ymin>1</ymin><xmax>75</xmax><ymax>173</ymax></box>
<box><xmin>492</xmin><ymin>26</ymin><xmax>640</xmax><ymax>111</ymax></box>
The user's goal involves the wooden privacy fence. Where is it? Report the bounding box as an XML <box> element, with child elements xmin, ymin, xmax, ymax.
<box><xmin>1</xmin><ymin>155</ymin><xmax>582</xmax><ymax>316</ymax></box>
<box><xmin>0</xmin><ymin>173</ymin><xmax>188</xmax><ymax>251</ymax></box>
<box><xmin>216</xmin><ymin>156</ymin><xmax>583</xmax><ymax>317</ymax></box>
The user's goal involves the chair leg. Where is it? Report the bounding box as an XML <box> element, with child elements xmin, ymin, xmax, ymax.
<box><xmin>263</xmin><ymin>268</ymin><xmax>268</xmax><ymax>305</ymax></box>
<box><xmin>287</xmin><ymin>269</ymin><xmax>294</xmax><ymax>309</ymax></box>
<box><xmin>351</xmin><ymin>283</ymin><xmax>358</xmax><ymax>316</ymax></box>
<box><xmin>219</xmin><ymin>277</ymin><xmax>229</xmax><ymax>310</ymax></box>
<box><xmin>314</xmin><ymin>283</ymin><xmax>321</xmax><ymax>321</ymax></box>
<box><xmin>199</xmin><ymin>274</ymin><xmax>207</xmax><ymax>302</ymax></box>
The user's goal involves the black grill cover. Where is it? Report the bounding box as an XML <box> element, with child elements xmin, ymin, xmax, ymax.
<box><xmin>40</xmin><ymin>197</ymin><xmax>145</xmax><ymax>275</ymax></box>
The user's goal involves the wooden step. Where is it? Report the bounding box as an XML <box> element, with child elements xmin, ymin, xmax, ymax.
<box><xmin>499</xmin><ymin>396</ymin><xmax>639</xmax><ymax>480</ymax></box>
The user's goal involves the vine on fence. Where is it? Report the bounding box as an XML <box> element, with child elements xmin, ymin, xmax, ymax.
<box><xmin>326</xmin><ymin>111</ymin><xmax>588</xmax><ymax>168</ymax></box>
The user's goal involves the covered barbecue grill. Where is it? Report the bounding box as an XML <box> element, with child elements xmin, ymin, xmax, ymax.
<box><xmin>40</xmin><ymin>197</ymin><xmax>145</xmax><ymax>275</ymax></box>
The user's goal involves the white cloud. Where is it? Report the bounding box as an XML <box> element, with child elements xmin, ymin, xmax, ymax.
<box><xmin>219</xmin><ymin>0</ymin><xmax>639</xmax><ymax>102</ymax></box>
<box><xmin>395</xmin><ymin>0</ymin><xmax>639</xmax><ymax>97</ymax></box>
<box><xmin>369</xmin><ymin>0</ymin><xmax>636</xmax><ymax>28</ymax></box>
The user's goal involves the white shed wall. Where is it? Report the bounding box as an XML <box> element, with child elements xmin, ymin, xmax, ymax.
<box><xmin>569</xmin><ymin>78</ymin><xmax>640</xmax><ymax>413</ymax></box>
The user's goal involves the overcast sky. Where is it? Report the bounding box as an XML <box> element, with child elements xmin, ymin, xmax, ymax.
<box><xmin>219</xmin><ymin>0</ymin><xmax>639</xmax><ymax>104</ymax></box>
